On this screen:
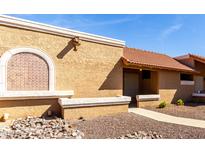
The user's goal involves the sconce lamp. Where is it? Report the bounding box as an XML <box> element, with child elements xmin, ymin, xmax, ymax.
<box><xmin>72</xmin><ymin>36</ymin><xmax>81</xmax><ymax>51</ymax></box>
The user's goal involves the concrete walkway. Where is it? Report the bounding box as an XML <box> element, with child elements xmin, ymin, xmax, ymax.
<box><xmin>129</xmin><ymin>108</ymin><xmax>205</xmax><ymax>128</ymax></box>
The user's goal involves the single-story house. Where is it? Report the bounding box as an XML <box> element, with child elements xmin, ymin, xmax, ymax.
<box><xmin>123</xmin><ymin>48</ymin><xmax>205</xmax><ymax>107</ymax></box>
<box><xmin>0</xmin><ymin>15</ymin><xmax>205</xmax><ymax>120</ymax></box>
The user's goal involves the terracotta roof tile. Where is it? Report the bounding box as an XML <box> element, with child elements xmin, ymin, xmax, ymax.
<box><xmin>189</xmin><ymin>53</ymin><xmax>205</xmax><ymax>59</ymax></box>
<box><xmin>175</xmin><ymin>53</ymin><xmax>205</xmax><ymax>64</ymax></box>
<box><xmin>123</xmin><ymin>47</ymin><xmax>195</xmax><ymax>72</ymax></box>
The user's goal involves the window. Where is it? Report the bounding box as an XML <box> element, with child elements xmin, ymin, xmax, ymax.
<box><xmin>180</xmin><ymin>73</ymin><xmax>194</xmax><ymax>85</ymax></box>
<box><xmin>180</xmin><ymin>73</ymin><xmax>193</xmax><ymax>81</ymax></box>
<box><xmin>0</xmin><ymin>47</ymin><xmax>55</xmax><ymax>92</ymax></box>
<box><xmin>7</xmin><ymin>53</ymin><xmax>49</xmax><ymax>91</ymax></box>
<box><xmin>142</xmin><ymin>70</ymin><xmax>151</xmax><ymax>79</ymax></box>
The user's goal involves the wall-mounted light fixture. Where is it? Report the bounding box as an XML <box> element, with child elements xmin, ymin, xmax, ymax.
<box><xmin>72</xmin><ymin>36</ymin><xmax>81</xmax><ymax>51</ymax></box>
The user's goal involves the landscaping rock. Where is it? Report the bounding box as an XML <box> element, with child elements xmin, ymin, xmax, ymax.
<box><xmin>115</xmin><ymin>131</ymin><xmax>163</xmax><ymax>139</ymax></box>
<box><xmin>0</xmin><ymin>116</ymin><xmax>84</xmax><ymax>139</ymax></box>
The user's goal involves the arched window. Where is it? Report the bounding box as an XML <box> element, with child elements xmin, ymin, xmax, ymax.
<box><xmin>0</xmin><ymin>48</ymin><xmax>55</xmax><ymax>92</ymax></box>
<box><xmin>7</xmin><ymin>52</ymin><xmax>49</xmax><ymax>91</ymax></box>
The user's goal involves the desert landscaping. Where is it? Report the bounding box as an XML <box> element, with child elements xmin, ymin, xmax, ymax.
<box><xmin>1</xmin><ymin>112</ymin><xmax>205</xmax><ymax>139</ymax></box>
<box><xmin>144</xmin><ymin>102</ymin><xmax>205</xmax><ymax>120</ymax></box>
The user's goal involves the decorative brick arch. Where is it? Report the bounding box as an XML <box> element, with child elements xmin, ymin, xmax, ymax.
<box><xmin>0</xmin><ymin>48</ymin><xmax>55</xmax><ymax>92</ymax></box>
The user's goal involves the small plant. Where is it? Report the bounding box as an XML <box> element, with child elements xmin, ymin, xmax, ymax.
<box><xmin>159</xmin><ymin>101</ymin><xmax>166</xmax><ymax>108</ymax></box>
<box><xmin>177</xmin><ymin>99</ymin><xmax>184</xmax><ymax>106</ymax></box>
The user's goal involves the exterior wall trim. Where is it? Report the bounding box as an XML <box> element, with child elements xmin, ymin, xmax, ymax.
<box><xmin>0</xmin><ymin>47</ymin><xmax>55</xmax><ymax>93</ymax></box>
<box><xmin>180</xmin><ymin>80</ymin><xmax>195</xmax><ymax>86</ymax></box>
<box><xmin>0</xmin><ymin>15</ymin><xmax>125</xmax><ymax>47</ymax></box>
<box><xmin>192</xmin><ymin>93</ymin><xmax>205</xmax><ymax>97</ymax></box>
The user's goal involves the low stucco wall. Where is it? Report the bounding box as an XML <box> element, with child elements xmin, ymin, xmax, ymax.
<box><xmin>0</xmin><ymin>99</ymin><xmax>60</xmax><ymax>120</ymax></box>
<box><xmin>138</xmin><ymin>100</ymin><xmax>160</xmax><ymax>108</ymax></box>
<box><xmin>158</xmin><ymin>71</ymin><xmax>194</xmax><ymax>104</ymax></box>
<box><xmin>62</xmin><ymin>104</ymin><xmax>128</xmax><ymax>120</ymax></box>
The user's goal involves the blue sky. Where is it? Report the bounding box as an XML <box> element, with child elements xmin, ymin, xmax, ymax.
<box><xmin>8</xmin><ymin>14</ymin><xmax>205</xmax><ymax>57</ymax></box>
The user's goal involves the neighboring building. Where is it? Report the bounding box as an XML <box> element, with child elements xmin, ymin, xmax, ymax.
<box><xmin>0</xmin><ymin>15</ymin><xmax>205</xmax><ymax>120</ymax></box>
<box><xmin>123</xmin><ymin>48</ymin><xmax>204</xmax><ymax>107</ymax></box>
<box><xmin>175</xmin><ymin>54</ymin><xmax>205</xmax><ymax>99</ymax></box>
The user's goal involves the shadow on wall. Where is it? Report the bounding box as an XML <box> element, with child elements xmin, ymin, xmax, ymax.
<box><xmin>57</xmin><ymin>40</ymin><xmax>75</xmax><ymax>59</ymax></box>
<box><xmin>160</xmin><ymin>86</ymin><xmax>194</xmax><ymax>104</ymax></box>
<box><xmin>173</xmin><ymin>86</ymin><xmax>194</xmax><ymax>103</ymax></box>
<box><xmin>0</xmin><ymin>99</ymin><xmax>61</xmax><ymax>118</ymax></box>
<box><xmin>99</xmin><ymin>59</ymin><xmax>123</xmax><ymax>90</ymax></box>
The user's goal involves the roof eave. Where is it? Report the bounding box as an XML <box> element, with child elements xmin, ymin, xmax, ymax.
<box><xmin>122</xmin><ymin>57</ymin><xmax>197</xmax><ymax>74</ymax></box>
<box><xmin>0</xmin><ymin>15</ymin><xmax>125</xmax><ymax>47</ymax></box>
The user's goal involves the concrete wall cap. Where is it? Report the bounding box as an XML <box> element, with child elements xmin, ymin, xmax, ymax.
<box><xmin>136</xmin><ymin>94</ymin><xmax>160</xmax><ymax>101</ymax></box>
<box><xmin>0</xmin><ymin>90</ymin><xmax>74</xmax><ymax>100</ymax></box>
<box><xmin>59</xmin><ymin>96</ymin><xmax>131</xmax><ymax>108</ymax></box>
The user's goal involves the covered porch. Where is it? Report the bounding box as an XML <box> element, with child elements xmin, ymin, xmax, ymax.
<box><xmin>122</xmin><ymin>47</ymin><xmax>197</xmax><ymax>107</ymax></box>
<box><xmin>123</xmin><ymin>68</ymin><xmax>160</xmax><ymax>107</ymax></box>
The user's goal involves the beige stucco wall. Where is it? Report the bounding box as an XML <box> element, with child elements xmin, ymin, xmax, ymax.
<box><xmin>62</xmin><ymin>104</ymin><xmax>128</xmax><ymax>120</ymax></box>
<box><xmin>138</xmin><ymin>100</ymin><xmax>160</xmax><ymax>108</ymax></box>
<box><xmin>0</xmin><ymin>25</ymin><xmax>123</xmax><ymax>98</ymax></box>
<box><xmin>158</xmin><ymin>71</ymin><xmax>194</xmax><ymax>103</ymax></box>
<box><xmin>0</xmin><ymin>99</ymin><xmax>60</xmax><ymax>120</ymax></box>
<box><xmin>194</xmin><ymin>75</ymin><xmax>204</xmax><ymax>92</ymax></box>
<box><xmin>0</xmin><ymin>25</ymin><xmax>123</xmax><ymax>119</ymax></box>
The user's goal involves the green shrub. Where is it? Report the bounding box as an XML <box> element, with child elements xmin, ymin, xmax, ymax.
<box><xmin>159</xmin><ymin>101</ymin><xmax>166</xmax><ymax>108</ymax></box>
<box><xmin>177</xmin><ymin>99</ymin><xmax>184</xmax><ymax>106</ymax></box>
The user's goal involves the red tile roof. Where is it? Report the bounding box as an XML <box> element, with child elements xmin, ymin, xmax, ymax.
<box><xmin>175</xmin><ymin>53</ymin><xmax>205</xmax><ymax>64</ymax></box>
<box><xmin>123</xmin><ymin>47</ymin><xmax>195</xmax><ymax>72</ymax></box>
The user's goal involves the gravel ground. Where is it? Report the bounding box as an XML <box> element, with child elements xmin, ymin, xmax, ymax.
<box><xmin>1</xmin><ymin>112</ymin><xmax>205</xmax><ymax>139</ymax></box>
<box><xmin>77</xmin><ymin>112</ymin><xmax>205</xmax><ymax>139</ymax></box>
<box><xmin>143</xmin><ymin>103</ymin><xmax>205</xmax><ymax>120</ymax></box>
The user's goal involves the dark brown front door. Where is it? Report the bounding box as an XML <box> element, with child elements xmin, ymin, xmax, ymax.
<box><xmin>123</xmin><ymin>70</ymin><xmax>139</xmax><ymax>107</ymax></box>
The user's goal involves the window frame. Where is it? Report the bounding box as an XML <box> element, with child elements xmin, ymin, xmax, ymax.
<box><xmin>0</xmin><ymin>47</ymin><xmax>55</xmax><ymax>93</ymax></box>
